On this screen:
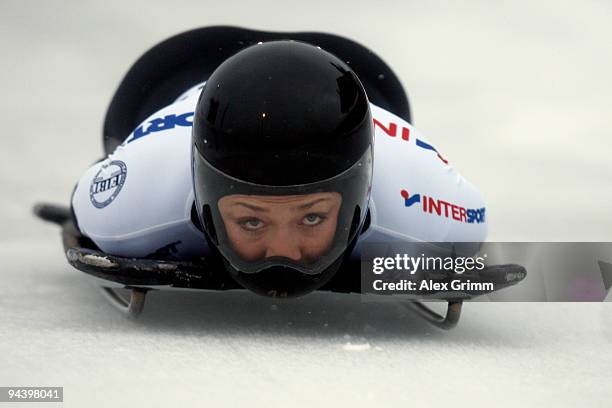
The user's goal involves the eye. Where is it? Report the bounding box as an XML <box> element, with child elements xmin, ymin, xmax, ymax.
<box><xmin>302</xmin><ymin>213</ymin><xmax>326</xmax><ymax>226</ymax></box>
<box><xmin>238</xmin><ymin>218</ymin><xmax>264</xmax><ymax>231</ymax></box>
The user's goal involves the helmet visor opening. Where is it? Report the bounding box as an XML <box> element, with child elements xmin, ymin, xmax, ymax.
<box><xmin>193</xmin><ymin>147</ymin><xmax>372</xmax><ymax>275</ymax></box>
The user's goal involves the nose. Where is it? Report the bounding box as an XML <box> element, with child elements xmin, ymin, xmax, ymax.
<box><xmin>265</xmin><ymin>229</ymin><xmax>302</xmax><ymax>261</ymax></box>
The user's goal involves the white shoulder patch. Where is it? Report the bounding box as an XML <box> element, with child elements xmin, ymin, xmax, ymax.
<box><xmin>362</xmin><ymin>104</ymin><xmax>487</xmax><ymax>244</ymax></box>
<box><xmin>72</xmin><ymin>94</ymin><xmax>208</xmax><ymax>258</ymax></box>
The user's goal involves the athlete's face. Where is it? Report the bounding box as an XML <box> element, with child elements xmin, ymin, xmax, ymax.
<box><xmin>217</xmin><ymin>192</ymin><xmax>342</xmax><ymax>263</ymax></box>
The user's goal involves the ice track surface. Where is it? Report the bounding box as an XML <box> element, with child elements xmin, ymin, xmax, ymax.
<box><xmin>1</xmin><ymin>1</ymin><xmax>611</xmax><ymax>407</ymax></box>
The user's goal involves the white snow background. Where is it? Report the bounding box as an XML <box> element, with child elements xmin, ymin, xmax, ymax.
<box><xmin>0</xmin><ymin>1</ymin><xmax>611</xmax><ymax>407</ymax></box>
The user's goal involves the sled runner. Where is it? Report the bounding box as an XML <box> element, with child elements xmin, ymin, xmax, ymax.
<box><xmin>34</xmin><ymin>203</ymin><xmax>526</xmax><ymax>329</ymax></box>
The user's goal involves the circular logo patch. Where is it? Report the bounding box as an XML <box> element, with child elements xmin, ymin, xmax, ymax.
<box><xmin>89</xmin><ymin>160</ymin><xmax>127</xmax><ymax>209</ymax></box>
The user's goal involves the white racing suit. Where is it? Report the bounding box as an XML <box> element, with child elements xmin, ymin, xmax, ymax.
<box><xmin>72</xmin><ymin>83</ymin><xmax>487</xmax><ymax>261</ymax></box>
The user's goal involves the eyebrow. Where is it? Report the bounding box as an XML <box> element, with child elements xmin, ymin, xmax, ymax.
<box><xmin>296</xmin><ymin>198</ymin><xmax>330</xmax><ymax>210</ymax></box>
<box><xmin>232</xmin><ymin>202</ymin><xmax>270</xmax><ymax>212</ymax></box>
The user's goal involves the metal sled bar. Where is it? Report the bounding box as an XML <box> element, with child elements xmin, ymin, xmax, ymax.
<box><xmin>100</xmin><ymin>287</ymin><xmax>148</xmax><ymax>317</ymax></box>
<box><xmin>404</xmin><ymin>300</ymin><xmax>463</xmax><ymax>330</ymax></box>
<box><xmin>33</xmin><ymin>203</ymin><xmax>71</xmax><ymax>226</ymax></box>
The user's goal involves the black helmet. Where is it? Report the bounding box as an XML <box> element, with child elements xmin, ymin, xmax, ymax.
<box><xmin>192</xmin><ymin>40</ymin><xmax>373</xmax><ymax>297</ymax></box>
